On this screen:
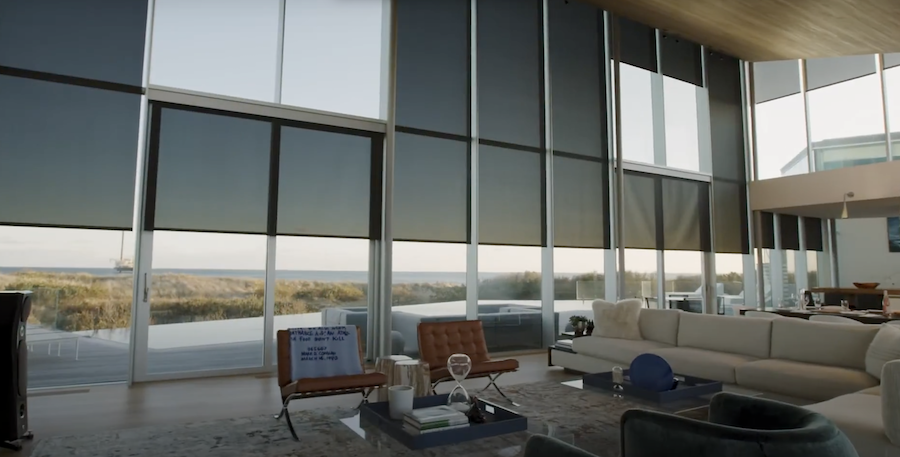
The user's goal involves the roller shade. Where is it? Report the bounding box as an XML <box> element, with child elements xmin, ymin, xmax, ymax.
<box><xmin>553</xmin><ymin>155</ymin><xmax>607</xmax><ymax>248</ymax></box>
<box><xmin>149</xmin><ymin>107</ymin><xmax>271</xmax><ymax>234</ymax></box>
<box><xmin>393</xmin><ymin>133</ymin><xmax>468</xmax><ymax>243</ymax></box>
<box><xmin>804</xmin><ymin>217</ymin><xmax>824</xmax><ymax>252</ymax></box>
<box><xmin>618</xmin><ymin>17</ymin><xmax>656</xmax><ymax>73</ymax></box>
<box><xmin>779</xmin><ymin>214</ymin><xmax>800</xmax><ymax>251</ymax></box>
<box><xmin>759</xmin><ymin>212</ymin><xmax>775</xmax><ymax>249</ymax></box>
<box><xmin>548</xmin><ymin>0</ymin><xmax>606</xmax><ymax>158</ymax></box>
<box><xmin>708</xmin><ymin>51</ymin><xmax>746</xmax><ymax>182</ymax></box>
<box><xmin>807</xmin><ymin>55</ymin><xmax>876</xmax><ymax>91</ymax></box>
<box><xmin>753</xmin><ymin>60</ymin><xmax>800</xmax><ymax>104</ymax></box>
<box><xmin>622</xmin><ymin>172</ymin><xmax>658</xmax><ymax>249</ymax></box>
<box><xmin>479</xmin><ymin>146</ymin><xmax>543</xmax><ymax>246</ymax></box>
<box><xmin>713</xmin><ymin>179</ymin><xmax>749</xmax><ymax>254</ymax></box>
<box><xmin>885</xmin><ymin>53</ymin><xmax>900</xmax><ymax>69</ymax></box>
<box><xmin>396</xmin><ymin>0</ymin><xmax>469</xmax><ymax>136</ymax></box>
<box><xmin>660</xmin><ymin>33</ymin><xmax>702</xmax><ymax>86</ymax></box>
<box><xmin>478</xmin><ymin>0</ymin><xmax>542</xmax><ymax>148</ymax></box>
<box><xmin>0</xmin><ymin>75</ymin><xmax>140</xmax><ymax>229</ymax></box>
<box><xmin>662</xmin><ymin>177</ymin><xmax>708</xmax><ymax>251</ymax></box>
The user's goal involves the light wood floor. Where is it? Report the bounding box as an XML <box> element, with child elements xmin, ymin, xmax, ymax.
<box><xmin>7</xmin><ymin>352</ymin><xmax>575</xmax><ymax>456</ymax></box>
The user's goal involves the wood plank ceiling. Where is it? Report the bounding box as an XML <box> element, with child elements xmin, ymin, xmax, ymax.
<box><xmin>585</xmin><ymin>0</ymin><xmax>900</xmax><ymax>61</ymax></box>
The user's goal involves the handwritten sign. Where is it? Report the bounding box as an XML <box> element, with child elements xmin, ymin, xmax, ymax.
<box><xmin>289</xmin><ymin>326</ymin><xmax>362</xmax><ymax>381</ymax></box>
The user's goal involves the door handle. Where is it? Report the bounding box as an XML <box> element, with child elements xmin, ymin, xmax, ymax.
<box><xmin>143</xmin><ymin>273</ymin><xmax>149</xmax><ymax>303</ymax></box>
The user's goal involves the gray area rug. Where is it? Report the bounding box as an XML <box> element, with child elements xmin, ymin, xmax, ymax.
<box><xmin>30</xmin><ymin>381</ymin><xmax>708</xmax><ymax>457</ymax></box>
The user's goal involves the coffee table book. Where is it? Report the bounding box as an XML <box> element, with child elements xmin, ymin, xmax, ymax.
<box><xmin>583</xmin><ymin>370</ymin><xmax>722</xmax><ymax>403</ymax></box>
<box><xmin>359</xmin><ymin>394</ymin><xmax>527</xmax><ymax>450</ymax></box>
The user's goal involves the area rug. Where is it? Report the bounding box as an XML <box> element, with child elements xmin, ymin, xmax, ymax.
<box><xmin>30</xmin><ymin>381</ymin><xmax>709</xmax><ymax>457</ymax></box>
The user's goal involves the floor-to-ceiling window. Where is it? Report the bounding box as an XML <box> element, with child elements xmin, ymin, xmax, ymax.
<box><xmin>476</xmin><ymin>0</ymin><xmax>545</xmax><ymax>351</ymax></box>
<box><xmin>549</xmin><ymin>0</ymin><xmax>612</xmax><ymax>333</ymax></box>
<box><xmin>0</xmin><ymin>0</ymin><xmax>147</xmax><ymax>388</ymax></box>
<box><xmin>883</xmin><ymin>53</ymin><xmax>900</xmax><ymax>160</ymax></box>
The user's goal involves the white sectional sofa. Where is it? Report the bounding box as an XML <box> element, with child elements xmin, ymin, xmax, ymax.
<box><xmin>551</xmin><ymin>308</ymin><xmax>895</xmax><ymax>456</ymax></box>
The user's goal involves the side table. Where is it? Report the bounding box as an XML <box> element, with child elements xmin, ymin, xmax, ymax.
<box><xmin>374</xmin><ymin>356</ymin><xmax>431</xmax><ymax>401</ymax></box>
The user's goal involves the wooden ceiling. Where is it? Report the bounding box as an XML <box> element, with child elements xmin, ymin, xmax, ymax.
<box><xmin>586</xmin><ymin>0</ymin><xmax>900</xmax><ymax>61</ymax></box>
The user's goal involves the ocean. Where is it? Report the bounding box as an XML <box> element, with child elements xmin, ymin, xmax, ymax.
<box><xmin>0</xmin><ymin>267</ymin><xmax>576</xmax><ymax>284</ymax></box>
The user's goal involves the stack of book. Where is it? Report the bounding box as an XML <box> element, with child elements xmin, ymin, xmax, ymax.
<box><xmin>403</xmin><ymin>405</ymin><xmax>470</xmax><ymax>435</ymax></box>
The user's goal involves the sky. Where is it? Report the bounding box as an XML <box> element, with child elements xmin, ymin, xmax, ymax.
<box><xmin>2</xmin><ymin>4</ymin><xmax>896</xmax><ymax>278</ymax></box>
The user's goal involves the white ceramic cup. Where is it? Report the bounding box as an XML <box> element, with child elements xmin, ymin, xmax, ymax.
<box><xmin>388</xmin><ymin>385</ymin><xmax>414</xmax><ymax>420</ymax></box>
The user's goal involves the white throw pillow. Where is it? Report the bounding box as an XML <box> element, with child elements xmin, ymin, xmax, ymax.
<box><xmin>882</xmin><ymin>360</ymin><xmax>900</xmax><ymax>446</ymax></box>
<box><xmin>592</xmin><ymin>299</ymin><xmax>643</xmax><ymax>341</ymax></box>
<box><xmin>866</xmin><ymin>324</ymin><xmax>900</xmax><ymax>380</ymax></box>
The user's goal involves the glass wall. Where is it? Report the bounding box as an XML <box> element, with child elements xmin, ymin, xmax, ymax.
<box><xmin>0</xmin><ymin>0</ymin><xmax>763</xmax><ymax>387</ymax></box>
<box><xmin>0</xmin><ymin>227</ymin><xmax>134</xmax><ymax>388</ymax></box>
<box><xmin>554</xmin><ymin>248</ymin><xmax>606</xmax><ymax>337</ymax></box>
<box><xmin>148</xmin><ymin>231</ymin><xmax>266</xmax><ymax>374</ymax></box>
<box><xmin>715</xmin><ymin>253</ymin><xmax>746</xmax><ymax>315</ymax></box>
<box><xmin>884</xmin><ymin>61</ymin><xmax>900</xmax><ymax>160</ymax></box>
<box><xmin>392</xmin><ymin>242</ymin><xmax>466</xmax><ymax>358</ymax></box>
<box><xmin>478</xmin><ymin>245</ymin><xmax>542</xmax><ymax>352</ymax></box>
<box><xmin>276</xmin><ymin>236</ymin><xmax>369</xmax><ymax>352</ymax></box>
<box><xmin>664</xmin><ymin>251</ymin><xmax>703</xmax><ymax>312</ymax></box>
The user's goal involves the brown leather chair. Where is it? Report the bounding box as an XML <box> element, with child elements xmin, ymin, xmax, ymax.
<box><xmin>418</xmin><ymin>320</ymin><xmax>519</xmax><ymax>403</ymax></box>
<box><xmin>275</xmin><ymin>327</ymin><xmax>386</xmax><ymax>440</ymax></box>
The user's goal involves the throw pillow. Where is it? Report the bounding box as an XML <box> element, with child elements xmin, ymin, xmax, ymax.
<box><xmin>882</xmin><ymin>360</ymin><xmax>900</xmax><ymax>446</ymax></box>
<box><xmin>592</xmin><ymin>299</ymin><xmax>643</xmax><ymax>340</ymax></box>
<box><xmin>865</xmin><ymin>324</ymin><xmax>900</xmax><ymax>380</ymax></box>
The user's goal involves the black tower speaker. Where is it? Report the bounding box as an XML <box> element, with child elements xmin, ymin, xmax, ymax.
<box><xmin>0</xmin><ymin>291</ymin><xmax>33</xmax><ymax>451</ymax></box>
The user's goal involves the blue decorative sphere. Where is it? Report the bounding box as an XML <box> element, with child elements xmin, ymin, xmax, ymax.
<box><xmin>629</xmin><ymin>353</ymin><xmax>675</xmax><ymax>392</ymax></box>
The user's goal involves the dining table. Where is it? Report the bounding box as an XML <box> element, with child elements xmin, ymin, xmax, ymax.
<box><xmin>740</xmin><ymin>307</ymin><xmax>900</xmax><ymax>324</ymax></box>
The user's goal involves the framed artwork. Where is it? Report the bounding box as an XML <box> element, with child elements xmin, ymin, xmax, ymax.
<box><xmin>889</xmin><ymin>217</ymin><xmax>900</xmax><ymax>253</ymax></box>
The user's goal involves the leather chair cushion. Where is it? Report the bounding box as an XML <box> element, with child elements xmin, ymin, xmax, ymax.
<box><xmin>431</xmin><ymin>359</ymin><xmax>520</xmax><ymax>381</ymax></box>
<box><xmin>281</xmin><ymin>372</ymin><xmax>387</xmax><ymax>398</ymax></box>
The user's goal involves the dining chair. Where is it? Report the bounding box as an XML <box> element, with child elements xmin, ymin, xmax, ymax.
<box><xmin>744</xmin><ymin>311</ymin><xmax>783</xmax><ymax>319</ymax></box>
<box><xmin>809</xmin><ymin>315</ymin><xmax>864</xmax><ymax>325</ymax></box>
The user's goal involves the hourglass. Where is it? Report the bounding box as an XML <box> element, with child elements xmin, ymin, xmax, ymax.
<box><xmin>446</xmin><ymin>353</ymin><xmax>472</xmax><ymax>411</ymax></box>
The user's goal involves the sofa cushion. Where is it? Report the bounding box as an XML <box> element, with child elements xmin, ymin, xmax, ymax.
<box><xmin>638</xmin><ymin>308</ymin><xmax>681</xmax><ymax>346</ymax></box>
<box><xmin>805</xmin><ymin>393</ymin><xmax>892</xmax><ymax>457</ymax></box>
<box><xmin>592</xmin><ymin>299</ymin><xmax>642</xmax><ymax>340</ymax></box>
<box><xmin>736</xmin><ymin>359</ymin><xmax>878</xmax><ymax>402</ymax></box>
<box><xmin>647</xmin><ymin>347</ymin><xmax>757</xmax><ymax>384</ymax></box>
<box><xmin>771</xmin><ymin>318</ymin><xmax>878</xmax><ymax>370</ymax></box>
<box><xmin>859</xmin><ymin>385</ymin><xmax>882</xmax><ymax>396</ymax></box>
<box><xmin>677</xmin><ymin>313</ymin><xmax>772</xmax><ymax>359</ymax></box>
<box><xmin>866</xmin><ymin>323</ymin><xmax>900</xmax><ymax>379</ymax></box>
<box><xmin>883</xmin><ymin>359</ymin><xmax>900</xmax><ymax>446</ymax></box>
<box><xmin>572</xmin><ymin>336</ymin><xmax>671</xmax><ymax>365</ymax></box>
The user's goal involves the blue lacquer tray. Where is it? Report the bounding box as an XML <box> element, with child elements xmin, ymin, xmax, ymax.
<box><xmin>583</xmin><ymin>370</ymin><xmax>722</xmax><ymax>403</ymax></box>
<box><xmin>358</xmin><ymin>394</ymin><xmax>527</xmax><ymax>450</ymax></box>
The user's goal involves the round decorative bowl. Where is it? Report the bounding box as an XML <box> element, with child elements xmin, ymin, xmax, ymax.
<box><xmin>853</xmin><ymin>282</ymin><xmax>879</xmax><ymax>289</ymax></box>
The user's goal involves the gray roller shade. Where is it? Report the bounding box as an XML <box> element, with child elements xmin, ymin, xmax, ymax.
<box><xmin>807</xmin><ymin>55</ymin><xmax>876</xmax><ymax>91</ymax></box>
<box><xmin>0</xmin><ymin>75</ymin><xmax>140</xmax><ymax>229</ymax></box>
<box><xmin>709</xmin><ymin>52</ymin><xmax>747</xmax><ymax>182</ymax></box>
<box><xmin>479</xmin><ymin>146</ymin><xmax>542</xmax><ymax>246</ymax></box>
<box><xmin>151</xmin><ymin>108</ymin><xmax>271</xmax><ymax>234</ymax></box>
<box><xmin>622</xmin><ymin>172</ymin><xmax>658</xmax><ymax>249</ymax></box>
<box><xmin>0</xmin><ymin>0</ymin><xmax>147</xmax><ymax>86</ymax></box>
<box><xmin>277</xmin><ymin>126</ymin><xmax>373</xmax><ymax>238</ymax></box>
<box><xmin>660</xmin><ymin>33</ymin><xmax>702</xmax><ymax>86</ymax></box>
<box><xmin>393</xmin><ymin>133</ymin><xmax>468</xmax><ymax>243</ymax></box>
<box><xmin>662</xmin><ymin>177</ymin><xmax>704</xmax><ymax>251</ymax></box>
<box><xmin>760</xmin><ymin>212</ymin><xmax>775</xmax><ymax>249</ymax></box>
<box><xmin>553</xmin><ymin>155</ymin><xmax>607</xmax><ymax>248</ymax></box>
<box><xmin>753</xmin><ymin>60</ymin><xmax>800</xmax><ymax>104</ymax></box>
<box><xmin>886</xmin><ymin>53</ymin><xmax>900</xmax><ymax>69</ymax></box>
<box><xmin>618</xmin><ymin>17</ymin><xmax>656</xmax><ymax>73</ymax></box>
<box><xmin>549</xmin><ymin>0</ymin><xmax>606</xmax><ymax>158</ymax></box>
<box><xmin>478</xmin><ymin>0</ymin><xmax>542</xmax><ymax>148</ymax></box>
<box><xmin>804</xmin><ymin>217</ymin><xmax>824</xmax><ymax>252</ymax></box>
<box><xmin>396</xmin><ymin>0</ymin><xmax>469</xmax><ymax>136</ymax></box>
<box><xmin>779</xmin><ymin>214</ymin><xmax>800</xmax><ymax>251</ymax></box>
<box><xmin>713</xmin><ymin>179</ymin><xmax>749</xmax><ymax>254</ymax></box>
